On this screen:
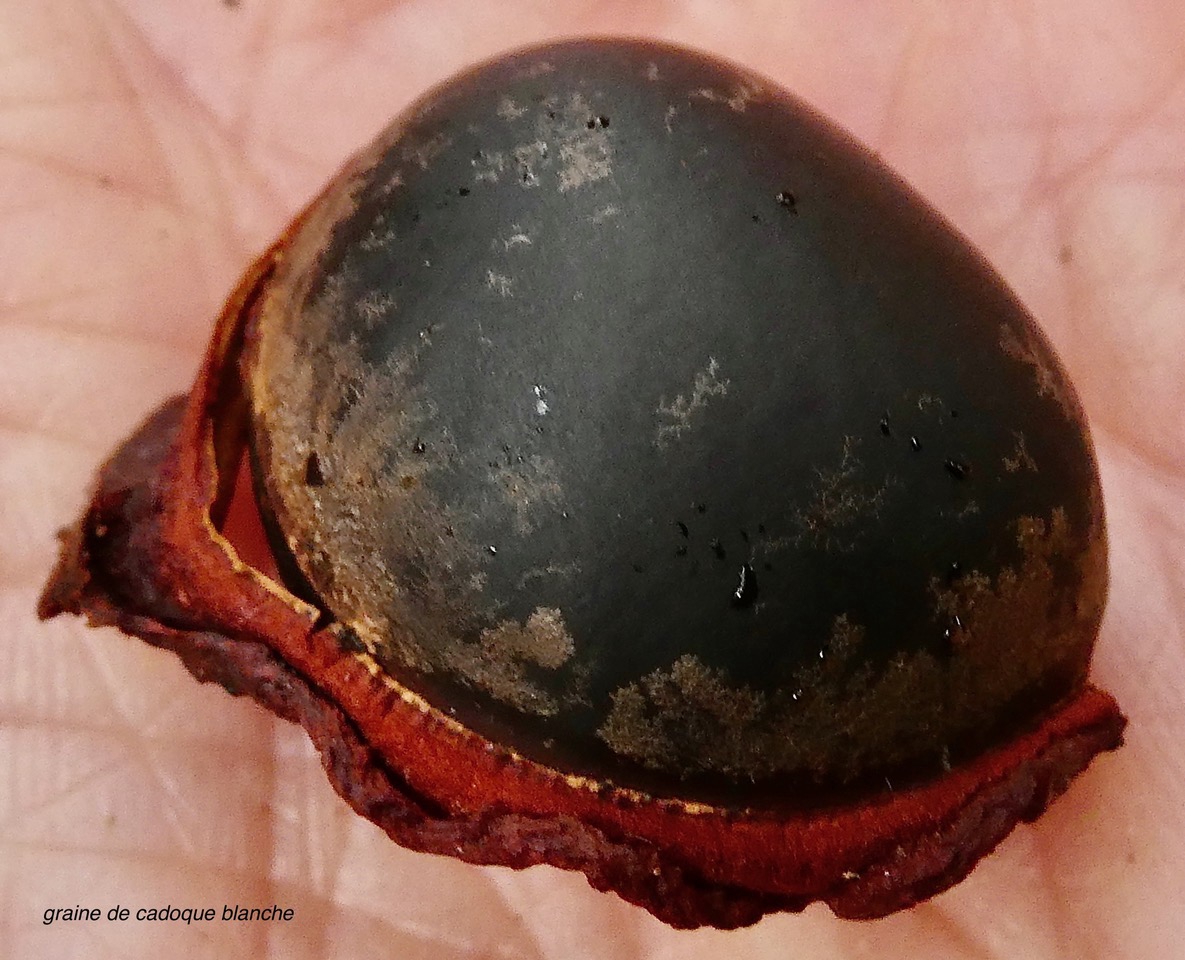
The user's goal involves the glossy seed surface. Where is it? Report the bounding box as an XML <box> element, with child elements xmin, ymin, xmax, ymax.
<box><xmin>246</xmin><ymin>39</ymin><xmax>1106</xmax><ymax>806</ymax></box>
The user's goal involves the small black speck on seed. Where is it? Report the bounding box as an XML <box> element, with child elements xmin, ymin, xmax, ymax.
<box><xmin>776</xmin><ymin>191</ymin><xmax>797</xmax><ymax>213</ymax></box>
<box><xmin>412</xmin><ymin>439</ymin><xmax>426</xmax><ymax>454</ymax></box>
<box><xmin>880</xmin><ymin>415</ymin><xmax>891</xmax><ymax>436</ymax></box>
<box><xmin>757</xmin><ymin>523</ymin><xmax>766</xmax><ymax>535</ymax></box>
<box><xmin>944</xmin><ymin>458</ymin><xmax>969</xmax><ymax>480</ymax></box>
<box><xmin>740</xmin><ymin>529</ymin><xmax>749</xmax><ymax>543</ymax></box>
<box><xmin>304</xmin><ymin>452</ymin><xmax>325</xmax><ymax>486</ymax></box>
<box><xmin>337</xmin><ymin>626</ymin><xmax>366</xmax><ymax>653</ymax></box>
<box><xmin>444</xmin><ymin>525</ymin><xmax>455</xmax><ymax>537</ymax></box>
<box><xmin>710</xmin><ymin>538</ymin><xmax>726</xmax><ymax>560</ymax></box>
<box><xmin>751</xmin><ymin>214</ymin><xmax>761</xmax><ymax>223</ymax></box>
<box><xmin>696</xmin><ymin>503</ymin><xmax>707</xmax><ymax>514</ymax></box>
<box><xmin>675</xmin><ymin>545</ymin><xmax>688</xmax><ymax>557</ymax></box>
<box><xmin>950</xmin><ymin>409</ymin><xmax>960</xmax><ymax>418</ymax></box>
<box><xmin>632</xmin><ymin>563</ymin><xmax>644</xmax><ymax>573</ymax></box>
<box><xmin>458</xmin><ymin>187</ymin><xmax>470</xmax><ymax>197</ymax></box>
<box><xmin>676</xmin><ymin>521</ymin><xmax>689</xmax><ymax>538</ymax></box>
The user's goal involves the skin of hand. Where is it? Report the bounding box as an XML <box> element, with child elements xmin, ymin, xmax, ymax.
<box><xmin>2</xmin><ymin>1</ymin><xmax>1183</xmax><ymax>958</ymax></box>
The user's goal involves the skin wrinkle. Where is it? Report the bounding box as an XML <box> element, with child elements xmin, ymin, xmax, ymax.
<box><xmin>1030</xmin><ymin>834</ymin><xmax>1095</xmax><ymax>960</ymax></box>
<box><xmin>228</xmin><ymin>0</ymin><xmax>285</xmax><ymax>148</ymax></box>
<box><xmin>100</xmin><ymin>0</ymin><xmax>281</xmax><ymax>229</ymax></box>
<box><xmin>0</xmin><ymin>141</ymin><xmax>192</xmax><ymax>216</ymax></box>
<box><xmin>0</xmin><ymin>418</ymin><xmax>113</xmax><ymax>454</ymax></box>
<box><xmin>872</xmin><ymin>4</ymin><xmax>930</xmax><ymax>153</ymax></box>
<box><xmin>95</xmin><ymin>0</ymin><xmax>288</xmax><ymax>228</ymax></box>
<box><xmin>1010</xmin><ymin>0</ymin><xmax>1060</xmax><ymax>231</ymax></box>
<box><xmin>87</xmin><ymin>0</ymin><xmax>225</xmax><ymax>230</ymax></box>
<box><xmin>76</xmin><ymin>635</ymin><xmax>204</xmax><ymax>859</ymax></box>
<box><xmin>910</xmin><ymin>901</ymin><xmax>1000</xmax><ymax>960</ymax></box>
<box><xmin>0</xmin><ymin>313</ymin><xmax>201</xmax><ymax>356</ymax></box>
<box><xmin>1128</xmin><ymin>472</ymin><xmax>1185</xmax><ymax>657</ymax></box>
<box><xmin>3</xmin><ymin>1</ymin><xmax>1183</xmax><ymax>958</ymax></box>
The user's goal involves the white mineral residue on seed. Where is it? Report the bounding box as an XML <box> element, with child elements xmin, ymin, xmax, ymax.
<box><xmin>467</xmin><ymin>606</ymin><xmax>576</xmax><ymax>715</ymax></box>
<box><xmin>502</xmin><ymin>230</ymin><xmax>532</xmax><ymax>250</ymax></box>
<box><xmin>999</xmin><ymin>322</ymin><xmax>1076</xmax><ymax>418</ymax></box>
<box><xmin>558</xmin><ymin>132</ymin><xmax>611</xmax><ymax>191</ymax></box>
<box><xmin>520</xmin><ymin>60</ymin><xmax>555</xmax><ymax>78</ymax></box>
<box><xmin>516</xmin><ymin>560</ymin><xmax>582</xmax><ymax>589</ymax></box>
<box><xmin>691</xmin><ymin>84</ymin><xmax>761</xmax><ymax>112</ymax></box>
<box><xmin>354</xmin><ymin>290</ymin><xmax>395</xmax><ymax>328</ymax></box>
<box><xmin>497</xmin><ymin>95</ymin><xmax>528</xmax><ymax>120</ymax></box>
<box><xmin>359</xmin><ymin>226</ymin><xmax>396</xmax><ymax>252</ymax></box>
<box><xmin>512</xmin><ymin>140</ymin><xmax>549</xmax><ymax>189</ymax></box>
<box><xmin>490</xmin><ymin>454</ymin><xmax>565</xmax><ymax>533</ymax></box>
<box><xmin>378</xmin><ymin>169</ymin><xmax>404</xmax><ymax>197</ymax></box>
<box><xmin>482</xmin><ymin>97</ymin><xmax>612</xmax><ymax>193</ymax></box>
<box><xmin>591</xmin><ymin>204</ymin><xmax>620</xmax><ymax>223</ymax></box>
<box><xmin>1003</xmin><ymin>430</ymin><xmax>1039</xmax><ymax>473</ymax></box>
<box><xmin>486</xmin><ymin>270</ymin><xmax>514</xmax><ymax>297</ymax></box>
<box><xmin>403</xmin><ymin>132</ymin><xmax>451</xmax><ymax>170</ymax></box>
<box><xmin>663</xmin><ymin>104</ymin><xmax>678</xmax><ymax>134</ymax></box>
<box><xmin>533</xmin><ymin>384</ymin><xmax>550</xmax><ymax>415</ymax></box>
<box><xmin>655</xmin><ymin>356</ymin><xmax>730</xmax><ymax>446</ymax></box>
<box><xmin>646</xmin><ymin>62</ymin><xmax>660</xmax><ymax>81</ymax></box>
<box><xmin>556</xmin><ymin>93</ymin><xmax>612</xmax><ymax>192</ymax></box>
<box><xmin>473</xmin><ymin>150</ymin><xmax>506</xmax><ymax>183</ymax></box>
<box><xmin>787</xmin><ymin>436</ymin><xmax>893</xmax><ymax>553</ymax></box>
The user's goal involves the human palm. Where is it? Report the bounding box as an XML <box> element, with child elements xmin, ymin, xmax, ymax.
<box><xmin>3</xmin><ymin>2</ymin><xmax>1183</xmax><ymax>958</ymax></box>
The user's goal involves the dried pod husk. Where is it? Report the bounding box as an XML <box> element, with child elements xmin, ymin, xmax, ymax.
<box><xmin>40</xmin><ymin>38</ymin><xmax>1125</xmax><ymax>929</ymax></box>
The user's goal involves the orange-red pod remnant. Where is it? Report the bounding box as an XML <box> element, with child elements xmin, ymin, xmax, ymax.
<box><xmin>40</xmin><ymin>39</ymin><xmax>1125</xmax><ymax>929</ymax></box>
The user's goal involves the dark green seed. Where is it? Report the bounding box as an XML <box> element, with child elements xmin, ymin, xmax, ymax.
<box><xmin>246</xmin><ymin>38</ymin><xmax>1107</xmax><ymax>806</ymax></box>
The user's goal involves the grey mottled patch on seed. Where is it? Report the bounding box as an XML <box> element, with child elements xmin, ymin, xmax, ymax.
<box><xmin>655</xmin><ymin>356</ymin><xmax>729</xmax><ymax>447</ymax></box>
<box><xmin>790</xmin><ymin>436</ymin><xmax>893</xmax><ymax>553</ymax></box>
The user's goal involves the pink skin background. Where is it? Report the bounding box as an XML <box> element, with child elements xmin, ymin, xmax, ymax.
<box><xmin>2</xmin><ymin>1</ymin><xmax>1183</xmax><ymax>958</ymax></box>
